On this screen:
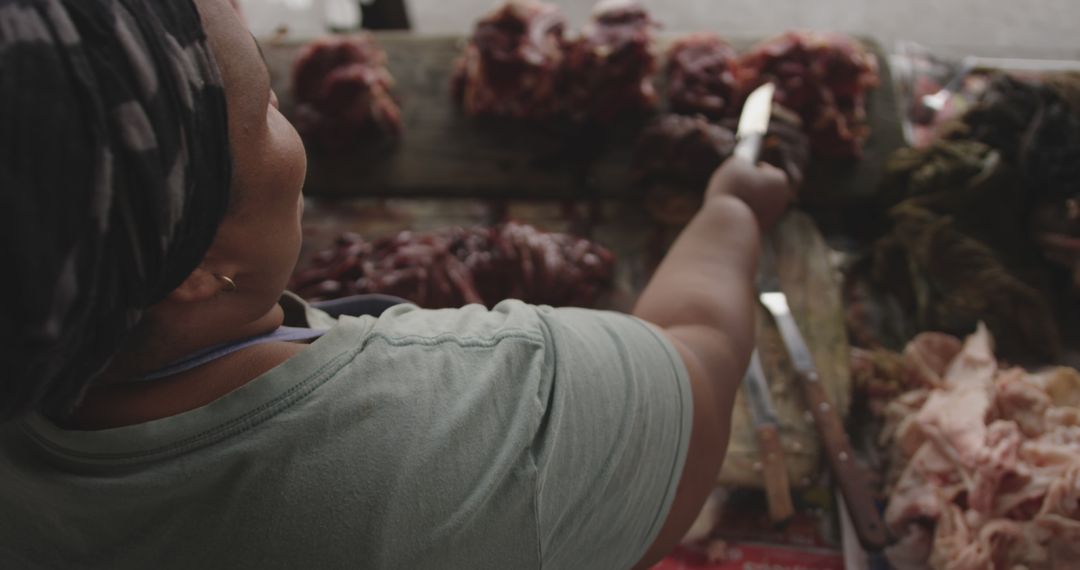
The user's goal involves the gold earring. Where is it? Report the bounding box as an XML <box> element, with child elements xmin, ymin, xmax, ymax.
<box><xmin>216</xmin><ymin>275</ymin><xmax>238</xmax><ymax>293</ymax></box>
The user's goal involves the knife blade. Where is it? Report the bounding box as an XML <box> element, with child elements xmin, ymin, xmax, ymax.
<box><xmin>742</xmin><ymin>349</ymin><xmax>795</xmax><ymax>524</ymax></box>
<box><xmin>757</xmin><ymin>236</ymin><xmax>890</xmax><ymax>550</ymax></box>
<box><xmin>734</xmin><ymin>82</ymin><xmax>776</xmax><ymax>163</ymax></box>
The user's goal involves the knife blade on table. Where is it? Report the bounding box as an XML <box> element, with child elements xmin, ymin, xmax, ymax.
<box><xmin>742</xmin><ymin>350</ymin><xmax>795</xmax><ymax>524</ymax></box>
<box><xmin>757</xmin><ymin>237</ymin><xmax>890</xmax><ymax>550</ymax></box>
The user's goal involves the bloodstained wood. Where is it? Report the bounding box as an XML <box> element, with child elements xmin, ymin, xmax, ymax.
<box><xmin>265</xmin><ymin>32</ymin><xmax>904</xmax><ymax>234</ymax></box>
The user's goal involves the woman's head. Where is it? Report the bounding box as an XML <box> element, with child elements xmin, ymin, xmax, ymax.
<box><xmin>187</xmin><ymin>0</ymin><xmax>307</xmax><ymax>339</ymax></box>
<box><xmin>0</xmin><ymin>0</ymin><xmax>306</xmax><ymax>419</ymax></box>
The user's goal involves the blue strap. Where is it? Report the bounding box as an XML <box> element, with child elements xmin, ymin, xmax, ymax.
<box><xmin>133</xmin><ymin>326</ymin><xmax>327</xmax><ymax>382</ymax></box>
<box><xmin>131</xmin><ymin>294</ymin><xmax>406</xmax><ymax>383</ymax></box>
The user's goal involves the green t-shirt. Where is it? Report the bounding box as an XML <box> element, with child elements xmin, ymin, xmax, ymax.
<box><xmin>1</xmin><ymin>298</ymin><xmax>692</xmax><ymax>569</ymax></box>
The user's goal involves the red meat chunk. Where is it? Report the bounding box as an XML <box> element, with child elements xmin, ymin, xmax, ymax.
<box><xmin>451</xmin><ymin>0</ymin><xmax>567</xmax><ymax>120</ymax></box>
<box><xmin>291</xmin><ymin>35</ymin><xmax>402</xmax><ymax>151</ymax></box>
<box><xmin>562</xmin><ymin>0</ymin><xmax>659</xmax><ymax>122</ymax></box>
<box><xmin>634</xmin><ymin>114</ymin><xmax>736</xmax><ymax>186</ymax></box>
<box><xmin>737</xmin><ymin>31</ymin><xmax>879</xmax><ymax>158</ymax></box>
<box><xmin>635</xmin><ymin>107</ymin><xmax>809</xmax><ymax>189</ymax></box>
<box><xmin>665</xmin><ymin>33</ymin><xmax>739</xmax><ymax>119</ymax></box>
<box><xmin>290</xmin><ymin>222</ymin><xmax>615</xmax><ymax>309</ymax></box>
<box><xmin>453</xmin><ymin>0</ymin><xmax>659</xmax><ymax>122</ymax></box>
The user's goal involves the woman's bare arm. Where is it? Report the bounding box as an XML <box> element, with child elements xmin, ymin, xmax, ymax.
<box><xmin>633</xmin><ymin>158</ymin><xmax>790</xmax><ymax>568</ymax></box>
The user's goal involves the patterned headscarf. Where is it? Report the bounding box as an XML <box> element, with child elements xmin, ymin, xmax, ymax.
<box><xmin>0</xmin><ymin>0</ymin><xmax>232</xmax><ymax>419</ymax></box>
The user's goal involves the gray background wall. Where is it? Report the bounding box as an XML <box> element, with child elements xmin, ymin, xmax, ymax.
<box><xmin>406</xmin><ymin>0</ymin><xmax>1079</xmax><ymax>59</ymax></box>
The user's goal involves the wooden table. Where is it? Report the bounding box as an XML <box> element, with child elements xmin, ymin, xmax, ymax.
<box><xmin>274</xmin><ymin>31</ymin><xmax>896</xmax><ymax>488</ymax></box>
<box><xmin>265</xmin><ymin>33</ymin><xmax>904</xmax><ymax>238</ymax></box>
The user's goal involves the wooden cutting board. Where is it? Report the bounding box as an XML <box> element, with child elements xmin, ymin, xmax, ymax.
<box><xmin>272</xmin><ymin>29</ymin><xmax>863</xmax><ymax>488</ymax></box>
<box><xmin>263</xmin><ymin>32</ymin><xmax>903</xmax><ymax>232</ymax></box>
<box><xmin>718</xmin><ymin>211</ymin><xmax>852</xmax><ymax>488</ymax></box>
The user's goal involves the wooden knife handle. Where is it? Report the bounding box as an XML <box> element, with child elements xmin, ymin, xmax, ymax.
<box><xmin>797</xmin><ymin>370</ymin><xmax>890</xmax><ymax>550</ymax></box>
<box><xmin>755</xmin><ymin>424</ymin><xmax>795</xmax><ymax>524</ymax></box>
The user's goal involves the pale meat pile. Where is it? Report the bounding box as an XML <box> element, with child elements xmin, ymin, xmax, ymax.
<box><xmin>855</xmin><ymin>326</ymin><xmax>1080</xmax><ymax>569</ymax></box>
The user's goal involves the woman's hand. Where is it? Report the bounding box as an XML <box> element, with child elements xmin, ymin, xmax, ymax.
<box><xmin>705</xmin><ymin>158</ymin><xmax>792</xmax><ymax>233</ymax></box>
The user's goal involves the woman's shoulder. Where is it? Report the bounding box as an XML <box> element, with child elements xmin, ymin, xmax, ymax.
<box><xmin>363</xmin><ymin>301</ymin><xmax>548</xmax><ymax>346</ymax></box>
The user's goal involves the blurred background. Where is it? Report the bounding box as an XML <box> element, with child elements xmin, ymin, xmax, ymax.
<box><xmin>239</xmin><ymin>0</ymin><xmax>1080</xmax><ymax>58</ymax></box>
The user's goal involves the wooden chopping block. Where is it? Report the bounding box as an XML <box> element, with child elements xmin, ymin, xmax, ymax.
<box><xmin>262</xmin><ymin>33</ymin><xmax>902</xmax><ymax>223</ymax></box>
<box><xmin>718</xmin><ymin>211</ymin><xmax>852</xmax><ymax>488</ymax></box>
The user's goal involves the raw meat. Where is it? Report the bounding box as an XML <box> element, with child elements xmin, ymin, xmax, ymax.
<box><xmin>751</xmin><ymin>104</ymin><xmax>812</xmax><ymax>189</ymax></box>
<box><xmin>633</xmin><ymin>105</ymin><xmax>809</xmax><ymax>189</ymax></box>
<box><xmin>737</xmin><ymin>31</ymin><xmax>879</xmax><ymax>158</ymax></box>
<box><xmin>665</xmin><ymin>33</ymin><xmax>739</xmax><ymax>119</ymax></box>
<box><xmin>289</xmin><ymin>222</ymin><xmax>615</xmax><ymax>309</ymax></box>
<box><xmin>291</xmin><ymin>35</ymin><xmax>402</xmax><ymax>151</ymax></box>
<box><xmin>881</xmin><ymin>389</ymin><xmax>931</xmax><ymax>455</ymax></box>
<box><xmin>634</xmin><ymin>114</ymin><xmax>736</xmax><ymax>187</ymax></box>
<box><xmin>451</xmin><ymin>0</ymin><xmax>567</xmax><ymax>120</ymax></box>
<box><xmin>453</xmin><ymin>0</ymin><xmax>659</xmax><ymax>122</ymax></box>
<box><xmin>904</xmin><ymin>333</ymin><xmax>963</xmax><ymax>389</ymax></box>
<box><xmin>884</xmin><ymin>443</ymin><xmax>961</xmax><ymax>529</ymax></box>
<box><xmin>887</xmin><ymin>525</ymin><xmax>933</xmax><ymax>570</ymax></box>
<box><xmin>996</xmin><ymin>369</ymin><xmax>1053</xmax><ymax>437</ymax></box>
<box><xmin>562</xmin><ymin>0</ymin><xmax>658</xmax><ymax>121</ymax></box>
<box><xmin>860</xmin><ymin>325</ymin><xmax>1080</xmax><ymax>569</ymax></box>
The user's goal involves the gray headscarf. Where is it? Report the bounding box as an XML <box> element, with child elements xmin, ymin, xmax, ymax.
<box><xmin>0</xmin><ymin>0</ymin><xmax>232</xmax><ymax>419</ymax></box>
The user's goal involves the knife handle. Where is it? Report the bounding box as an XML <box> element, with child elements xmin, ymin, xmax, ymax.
<box><xmin>797</xmin><ymin>370</ymin><xmax>890</xmax><ymax>550</ymax></box>
<box><xmin>755</xmin><ymin>423</ymin><xmax>795</xmax><ymax>524</ymax></box>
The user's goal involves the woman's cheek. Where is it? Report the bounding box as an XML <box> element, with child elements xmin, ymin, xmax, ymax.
<box><xmin>271</xmin><ymin>107</ymin><xmax>307</xmax><ymax>189</ymax></box>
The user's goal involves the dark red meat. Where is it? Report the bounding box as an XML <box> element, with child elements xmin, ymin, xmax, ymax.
<box><xmin>635</xmin><ymin>107</ymin><xmax>809</xmax><ymax>189</ymax></box>
<box><xmin>290</xmin><ymin>222</ymin><xmax>615</xmax><ymax>309</ymax></box>
<box><xmin>737</xmin><ymin>31</ymin><xmax>879</xmax><ymax>158</ymax></box>
<box><xmin>749</xmin><ymin>105</ymin><xmax>812</xmax><ymax>189</ymax></box>
<box><xmin>634</xmin><ymin>114</ymin><xmax>736</xmax><ymax>186</ymax></box>
<box><xmin>562</xmin><ymin>0</ymin><xmax>658</xmax><ymax>121</ymax></box>
<box><xmin>451</xmin><ymin>0</ymin><xmax>567</xmax><ymax>120</ymax></box>
<box><xmin>291</xmin><ymin>35</ymin><xmax>402</xmax><ymax>151</ymax></box>
<box><xmin>665</xmin><ymin>33</ymin><xmax>739</xmax><ymax>119</ymax></box>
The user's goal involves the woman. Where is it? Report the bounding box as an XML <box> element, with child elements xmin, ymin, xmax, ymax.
<box><xmin>0</xmin><ymin>0</ymin><xmax>790</xmax><ymax>568</ymax></box>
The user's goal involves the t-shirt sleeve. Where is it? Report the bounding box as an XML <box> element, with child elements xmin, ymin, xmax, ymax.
<box><xmin>532</xmin><ymin>306</ymin><xmax>693</xmax><ymax>569</ymax></box>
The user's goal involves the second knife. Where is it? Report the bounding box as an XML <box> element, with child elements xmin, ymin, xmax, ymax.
<box><xmin>743</xmin><ymin>349</ymin><xmax>795</xmax><ymax>524</ymax></box>
<box><xmin>757</xmin><ymin>236</ymin><xmax>889</xmax><ymax>550</ymax></box>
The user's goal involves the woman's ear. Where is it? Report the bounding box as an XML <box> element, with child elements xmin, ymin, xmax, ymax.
<box><xmin>166</xmin><ymin>267</ymin><xmax>229</xmax><ymax>304</ymax></box>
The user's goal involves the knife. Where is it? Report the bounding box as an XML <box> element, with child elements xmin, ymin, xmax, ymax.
<box><xmin>743</xmin><ymin>350</ymin><xmax>796</xmax><ymax>524</ymax></box>
<box><xmin>734</xmin><ymin>82</ymin><xmax>776</xmax><ymax>163</ymax></box>
<box><xmin>757</xmin><ymin>238</ymin><xmax>890</xmax><ymax>550</ymax></box>
<box><xmin>733</xmin><ymin>82</ymin><xmax>795</xmax><ymax>525</ymax></box>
